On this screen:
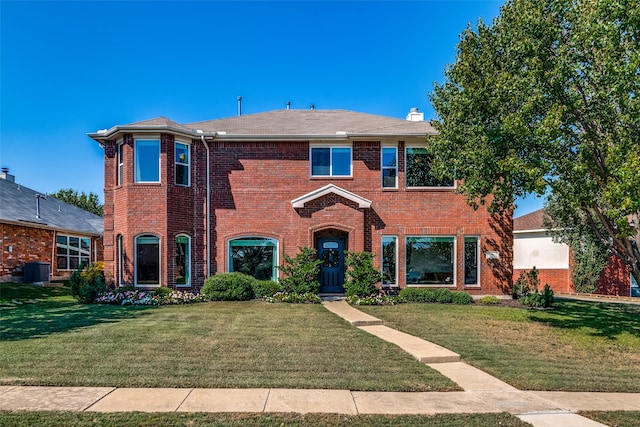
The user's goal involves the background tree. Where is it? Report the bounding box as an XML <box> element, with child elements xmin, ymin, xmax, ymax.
<box><xmin>428</xmin><ymin>0</ymin><xmax>640</xmax><ymax>285</ymax></box>
<box><xmin>50</xmin><ymin>188</ymin><xmax>104</xmax><ymax>216</ymax></box>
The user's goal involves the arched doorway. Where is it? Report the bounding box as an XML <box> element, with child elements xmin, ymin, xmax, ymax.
<box><xmin>315</xmin><ymin>229</ymin><xmax>348</xmax><ymax>293</ymax></box>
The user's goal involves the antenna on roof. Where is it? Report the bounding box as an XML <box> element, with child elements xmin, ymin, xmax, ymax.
<box><xmin>237</xmin><ymin>96</ymin><xmax>242</xmax><ymax>116</ymax></box>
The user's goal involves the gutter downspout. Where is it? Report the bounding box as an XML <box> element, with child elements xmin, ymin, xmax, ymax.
<box><xmin>201</xmin><ymin>135</ymin><xmax>211</xmax><ymax>278</ymax></box>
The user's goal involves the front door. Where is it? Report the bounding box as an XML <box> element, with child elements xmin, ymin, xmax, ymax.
<box><xmin>317</xmin><ymin>238</ymin><xmax>346</xmax><ymax>293</ymax></box>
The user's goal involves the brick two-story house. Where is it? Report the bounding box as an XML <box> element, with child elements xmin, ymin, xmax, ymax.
<box><xmin>88</xmin><ymin>108</ymin><xmax>512</xmax><ymax>295</ymax></box>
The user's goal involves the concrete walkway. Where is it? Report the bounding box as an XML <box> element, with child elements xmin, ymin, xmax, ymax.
<box><xmin>1</xmin><ymin>300</ymin><xmax>639</xmax><ymax>427</ymax></box>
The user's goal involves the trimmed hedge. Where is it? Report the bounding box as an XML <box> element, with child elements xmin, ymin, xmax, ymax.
<box><xmin>252</xmin><ymin>280</ymin><xmax>283</xmax><ymax>298</ymax></box>
<box><xmin>201</xmin><ymin>272</ymin><xmax>255</xmax><ymax>301</ymax></box>
<box><xmin>399</xmin><ymin>288</ymin><xmax>473</xmax><ymax>304</ymax></box>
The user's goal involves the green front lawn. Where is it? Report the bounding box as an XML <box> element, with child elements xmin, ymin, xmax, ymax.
<box><xmin>0</xmin><ymin>412</ymin><xmax>531</xmax><ymax>427</ymax></box>
<box><xmin>0</xmin><ymin>284</ymin><xmax>456</xmax><ymax>392</ymax></box>
<box><xmin>358</xmin><ymin>300</ymin><xmax>640</xmax><ymax>392</ymax></box>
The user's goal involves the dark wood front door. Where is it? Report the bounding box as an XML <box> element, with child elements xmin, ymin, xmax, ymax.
<box><xmin>317</xmin><ymin>238</ymin><xmax>346</xmax><ymax>293</ymax></box>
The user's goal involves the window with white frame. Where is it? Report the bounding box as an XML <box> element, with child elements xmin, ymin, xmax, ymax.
<box><xmin>136</xmin><ymin>234</ymin><xmax>160</xmax><ymax>286</ymax></box>
<box><xmin>116</xmin><ymin>234</ymin><xmax>123</xmax><ymax>286</ymax></box>
<box><xmin>382</xmin><ymin>236</ymin><xmax>397</xmax><ymax>286</ymax></box>
<box><xmin>175</xmin><ymin>142</ymin><xmax>190</xmax><ymax>186</ymax></box>
<box><xmin>464</xmin><ymin>236</ymin><xmax>480</xmax><ymax>286</ymax></box>
<box><xmin>310</xmin><ymin>146</ymin><xmax>352</xmax><ymax>177</ymax></box>
<box><xmin>406</xmin><ymin>236</ymin><xmax>455</xmax><ymax>285</ymax></box>
<box><xmin>175</xmin><ymin>235</ymin><xmax>190</xmax><ymax>286</ymax></box>
<box><xmin>56</xmin><ymin>235</ymin><xmax>91</xmax><ymax>270</ymax></box>
<box><xmin>117</xmin><ymin>143</ymin><xmax>124</xmax><ymax>186</ymax></box>
<box><xmin>405</xmin><ymin>147</ymin><xmax>454</xmax><ymax>188</ymax></box>
<box><xmin>381</xmin><ymin>147</ymin><xmax>397</xmax><ymax>188</ymax></box>
<box><xmin>135</xmin><ymin>139</ymin><xmax>160</xmax><ymax>183</ymax></box>
<box><xmin>229</xmin><ymin>237</ymin><xmax>278</xmax><ymax>281</ymax></box>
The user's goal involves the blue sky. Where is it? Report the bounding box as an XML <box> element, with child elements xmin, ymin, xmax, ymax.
<box><xmin>1</xmin><ymin>0</ymin><xmax>543</xmax><ymax>216</ymax></box>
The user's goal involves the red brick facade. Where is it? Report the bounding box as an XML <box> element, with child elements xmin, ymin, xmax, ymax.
<box><xmin>102</xmin><ymin>131</ymin><xmax>513</xmax><ymax>295</ymax></box>
<box><xmin>0</xmin><ymin>222</ymin><xmax>103</xmax><ymax>282</ymax></box>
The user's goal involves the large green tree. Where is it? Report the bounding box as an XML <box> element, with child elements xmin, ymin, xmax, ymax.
<box><xmin>50</xmin><ymin>188</ymin><xmax>104</xmax><ymax>217</ymax></box>
<box><xmin>428</xmin><ymin>0</ymin><xmax>640</xmax><ymax>285</ymax></box>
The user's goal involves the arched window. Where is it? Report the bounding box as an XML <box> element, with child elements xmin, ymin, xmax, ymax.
<box><xmin>135</xmin><ymin>234</ymin><xmax>160</xmax><ymax>286</ymax></box>
<box><xmin>175</xmin><ymin>234</ymin><xmax>190</xmax><ymax>286</ymax></box>
<box><xmin>228</xmin><ymin>237</ymin><xmax>278</xmax><ymax>281</ymax></box>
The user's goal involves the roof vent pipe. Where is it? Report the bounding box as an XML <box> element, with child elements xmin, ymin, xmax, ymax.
<box><xmin>35</xmin><ymin>194</ymin><xmax>45</xmax><ymax>219</ymax></box>
<box><xmin>310</xmin><ymin>104</ymin><xmax>315</xmax><ymax>110</ymax></box>
<box><xmin>237</xmin><ymin>96</ymin><xmax>242</xmax><ymax>116</ymax></box>
<box><xmin>286</xmin><ymin>101</ymin><xmax>290</xmax><ymax>110</ymax></box>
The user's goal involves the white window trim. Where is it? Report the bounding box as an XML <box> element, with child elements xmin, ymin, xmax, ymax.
<box><xmin>175</xmin><ymin>141</ymin><xmax>190</xmax><ymax>187</ymax></box>
<box><xmin>134</xmin><ymin>234</ymin><xmax>161</xmax><ymax>287</ymax></box>
<box><xmin>117</xmin><ymin>141</ymin><xmax>124</xmax><ymax>186</ymax></box>
<box><xmin>381</xmin><ymin>235</ymin><xmax>398</xmax><ymax>287</ymax></box>
<box><xmin>175</xmin><ymin>234</ymin><xmax>191</xmax><ymax>287</ymax></box>
<box><xmin>56</xmin><ymin>234</ymin><xmax>91</xmax><ymax>271</ymax></box>
<box><xmin>309</xmin><ymin>145</ymin><xmax>353</xmax><ymax>178</ymax></box>
<box><xmin>405</xmin><ymin>235</ymin><xmax>457</xmax><ymax>287</ymax></box>
<box><xmin>116</xmin><ymin>234</ymin><xmax>123</xmax><ymax>287</ymax></box>
<box><xmin>381</xmin><ymin>147</ymin><xmax>398</xmax><ymax>189</ymax></box>
<box><xmin>405</xmin><ymin>146</ymin><xmax>456</xmax><ymax>189</ymax></box>
<box><xmin>464</xmin><ymin>236</ymin><xmax>481</xmax><ymax>287</ymax></box>
<box><xmin>134</xmin><ymin>138</ymin><xmax>161</xmax><ymax>184</ymax></box>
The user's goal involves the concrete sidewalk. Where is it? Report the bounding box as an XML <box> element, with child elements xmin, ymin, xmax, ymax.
<box><xmin>2</xmin><ymin>300</ymin><xmax>639</xmax><ymax>427</ymax></box>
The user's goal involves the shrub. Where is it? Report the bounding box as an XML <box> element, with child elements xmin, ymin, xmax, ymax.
<box><xmin>478</xmin><ymin>295</ymin><xmax>501</xmax><ymax>305</ymax></box>
<box><xmin>252</xmin><ymin>280</ymin><xmax>283</xmax><ymax>298</ymax></box>
<box><xmin>265</xmin><ymin>292</ymin><xmax>321</xmax><ymax>304</ymax></box>
<box><xmin>70</xmin><ymin>262</ymin><xmax>107</xmax><ymax>304</ymax></box>
<box><xmin>201</xmin><ymin>272</ymin><xmax>255</xmax><ymax>301</ymax></box>
<box><xmin>398</xmin><ymin>288</ymin><xmax>429</xmax><ymax>302</ymax></box>
<box><xmin>153</xmin><ymin>287</ymin><xmax>174</xmax><ymax>298</ymax></box>
<box><xmin>512</xmin><ymin>267</ymin><xmax>540</xmax><ymax>299</ymax></box>
<box><xmin>277</xmin><ymin>247</ymin><xmax>323</xmax><ymax>294</ymax></box>
<box><xmin>452</xmin><ymin>291</ymin><xmax>474</xmax><ymax>305</ymax></box>
<box><xmin>343</xmin><ymin>251</ymin><xmax>383</xmax><ymax>297</ymax></box>
<box><xmin>398</xmin><ymin>287</ymin><xmax>453</xmax><ymax>303</ymax></box>
<box><xmin>521</xmin><ymin>284</ymin><xmax>555</xmax><ymax>308</ymax></box>
<box><xmin>433</xmin><ymin>288</ymin><xmax>453</xmax><ymax>303</ymax></box>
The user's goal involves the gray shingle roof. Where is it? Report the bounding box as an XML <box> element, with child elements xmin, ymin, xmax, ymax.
<box><xmin>186</xmin><ymin>109</ymin><xmax>436</xmax><ymax>136</ymax></box>
<box><xmin>0</xmin><ymin>178</ymin><xmax>103</xmax><ymax>236</ymax></box>
<box><xmin>89</xmin><ymin>109</ymin><xmax>437</xmax><ymax>141</ymax></box>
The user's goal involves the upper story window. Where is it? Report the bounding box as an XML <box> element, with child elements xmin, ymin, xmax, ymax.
<box><xmin>310</xmin><ymin>146</ymin><xmax>352</xmax><ymax>177</ymax></box>
<box><xmin>135</xmin><ymin>139</ymin><xmax>160</xmax><ymax>183</ymax></box>
<box><xmin>405</xmin><ymin>147</ymin><xmax>454</xmax><ymax>188</ymax></box>
<box><xmin>56</xmin><ymin>235</ymin><xmax>91</xmax><ymax>270</ymax></box>
<box><xmin>117</xmin><ymin>143</ymin><xmax>124</xmax><ymax>186</ymax></box>
<box><xmin>381</xmin><ymin>147</ymin><xmax>397</xmax><ymax>188</ymax></box>
<box><xmin>175</xmin><ymin>142</ymin><xmax>190</xmax><ymax>186</ymax></box>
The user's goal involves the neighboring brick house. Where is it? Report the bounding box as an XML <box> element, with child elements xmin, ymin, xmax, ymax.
<box><xmin>88</xmin><ymin>108</ymin><xmax>513</xmax><ymax>295</ymax></box>
<box><xmin>0</xmin><ymin>169</ymin><xmax>104</xmax><ymax>282</ymax></box>
<box><xmin>513</xmin><ymin>208</ymin><xmax>638</xmax><ymax>296</ymax></box>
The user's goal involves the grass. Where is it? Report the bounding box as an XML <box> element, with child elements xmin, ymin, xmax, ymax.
<box><xmin>0</xmin><ymin>411</ymin><xmax>531</xmax><ymax>427</ymax></box>
<box><xmin>579</xmin><ymin>410</ymin><xmax>640</xmax><ymax>427</ymax></box>
<box><xmin>0</xmin><ymin>284</ymin><xmax>456</xmax><ymax>392</ymax></box>
<box><xmin>358</xmin><ymin>300</ymin><xmax>640</xmax><ymax>392</ymax></box>
<box><xmin>0</xmin><ymin>282</ymin><xmax>71</xmax><ymax>301</ymax></box>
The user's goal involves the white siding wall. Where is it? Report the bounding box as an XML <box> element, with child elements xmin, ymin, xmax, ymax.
<box><xmin>513</xmin><ymin>232</ymin><xmax>569</xmax><ymax>269</ymax></box>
